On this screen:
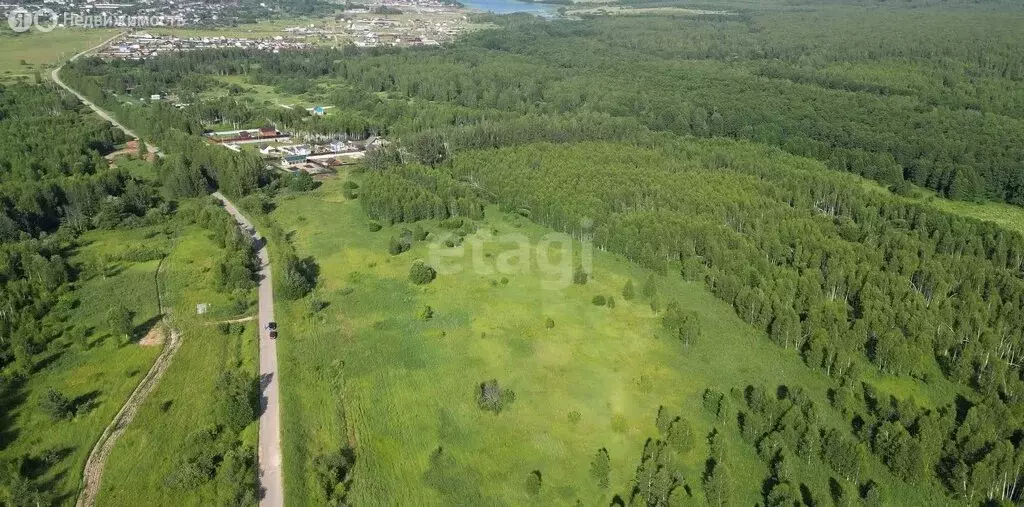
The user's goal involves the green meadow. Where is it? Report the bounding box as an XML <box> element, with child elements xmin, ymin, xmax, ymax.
<box><xmin>0</xmin><ymin>226</ymin><xmax>167</xmax><ymax>504</ymax></box>
<box><xmin>0</xmin><ymin>29</ymin><xmax>116</xmax><ymax>80</ymax></box>
<box><xmin>95</xmin><ymin>221</ymin><xmax>258</xmax><ymax>506</ymax></box>
<box><xmin>268</xmin><ymin>176</ymin><xmax>946</xmax><ymax>505</ymax></box>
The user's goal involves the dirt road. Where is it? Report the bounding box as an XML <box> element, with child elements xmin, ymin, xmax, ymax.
<box><xmin>51</xmin><ymin>33</ymin><xmax>159</xmax><ymax>157</ymax></box>
<box><xmin>213</xmin><ymin>192</ymin><xmax>284</xmax><ymax>507</ymax></box>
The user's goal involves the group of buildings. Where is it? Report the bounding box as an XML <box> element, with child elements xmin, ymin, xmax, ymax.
<box><xmin>205</xmin><ymin>127</ymin><xmax>385</xmax><ymax>176</ymax></box>
<box><xmin>98</xmin><ymin>33</ymin><xmax>313</xmax><ymax>60</ymax></box>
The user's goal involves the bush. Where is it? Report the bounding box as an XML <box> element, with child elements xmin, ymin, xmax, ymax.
<box><xmin>413</xmin><ymin>224</ymin><xmax>429</xmax><ymax>241</ymax></box>
<box><xmin>309</xmin><ymin>298</ymin><xmax>329</xmax><ymax>313</ymax></box>
<box><xmin>388</xmin><ymin>236</ymin><xmax>409</xmax><ymax>255</ymax></box>
<box><xmin>409</xmin><ymin>261</ymin><xmax>437</xmax><ymax>285</ymax></box>
<box><xmin>606</xmin><ymin>297</ymin><xmax>616</xmax><ymax>309</ymax></box>
<box><xmin>545</xmin><ymin>317</ymin><xmax>555</xmax><ymax>329</ymax></box>
<box><xmin>592</xmin><ymin>295</ymin><xmax>606</xmax><ymax>306</ymax></box>
<box><xmin>313</xmin><ymin>447</ymin><xmax>356</xmax><ymax>505</ymax></box>
<box><xmin>215</xmin><ymin>372</ymin><xmax>257</xmax><ymax>433</ymax></box>
<box><xmin>439</xmin><ymin>217</ymin><xmax>465</xmax><ymax>230</ymax></box>
<box><xmin>573</xmin><ymin>265</ymin><xmax>588</xmax><ymax>285</ymax></box>
<box><xmin>41</xmin><ymin>388</ymin><xmax>74</xmax><ymax>421</ymax></box>
<box><xmin>622</xmin><ymin>280</ymin><xmax>635</xmax><ymax>300</ymax></box>
<box><xmin>524</xmin><ymin>470</ymin><xmax>542</xmax><ymax>496</ymax></box>
<box><xmin>477</xmin><ymin>379</ymin><xmax>516</xmax><ymax>414</ymax></box>
<box><xmin>287</xmin><ymin>171</ymin><xmax>317</xmax><ymax>192</ymax></box>
<box><xmin>367</xmin><ymin>222</ymin><xmax>382</xmax><ymax>232</ymax></box>
<box><xmin>417</xmin><ymin>305</ymin><xmax>434</xmax><ymax>320</ymax></box>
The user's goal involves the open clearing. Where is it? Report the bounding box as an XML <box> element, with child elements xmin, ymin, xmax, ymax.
<box><xmin>0</xmin><ymin>29</ymin><xmax>117</xmax><ymax>80</ymax></box>
<box><xmin>267</xmin><ymin>174</ymin><xmax>940</xmax><ymax>505</ymax></box>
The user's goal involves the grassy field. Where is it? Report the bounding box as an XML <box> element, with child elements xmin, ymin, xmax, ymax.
<box><xmin>95</xmin><ymin>221</ymin><xmax>259</xmax><ymax>506</ymax></box>
<box><xmin>267</xmin><ymin>175</ymin><xmax>948</xmax><ymax>505</ymax></box>
<box><xmin>0</xmin><ymin>226</ymin><xmax>170</xmax><ymax>504</ymax></box>
<box><xmin>0</xmin><ymin>29</ymin><xmax>116</xmax><ymax>81</ymax></box>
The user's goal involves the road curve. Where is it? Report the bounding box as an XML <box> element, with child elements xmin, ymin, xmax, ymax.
<box><xmin>213</xmin><ymin>192</ymin><xmax>284</xmax><ymax>507</ymax></box>
<box><xmin>50</xmin><ymin>33</ymin><xmax>146</xmax><ymax>141</ymax></box>
<box><xmin>55</xmin><ymin>37</ymin><xmax>284</xmax><ymax>507</ymax></box>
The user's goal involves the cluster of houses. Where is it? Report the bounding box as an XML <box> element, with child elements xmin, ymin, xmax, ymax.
<box><xmin>205</xmin><ymin>127</ymin><xmax>385</xmax><ymax>175</ymax></box>
<box><xmin>98</xmin><ymin>33</ymin><xmax>313</xmax><ymax>60</ymax></box>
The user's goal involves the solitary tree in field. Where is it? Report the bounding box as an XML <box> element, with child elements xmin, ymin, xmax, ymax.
<box><xmin>107</xmin><ymin>305</ymin><xmax>133</xmax><ymax>343</ymax></box>
<box><xmin>622</xmin><ymin>280</ymin><xmax>635</xmax><ymax>301</ymax></box>
<box><xmin>409</xmin><ymin>261</ymin><xmax>437</xmax><ymax>285</ymax></box>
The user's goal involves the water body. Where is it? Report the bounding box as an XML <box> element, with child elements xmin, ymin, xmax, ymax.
<box><xmin>461</xmin><ymin>0</ymin><xmax>560</xmax><ymax>16</ymax></box>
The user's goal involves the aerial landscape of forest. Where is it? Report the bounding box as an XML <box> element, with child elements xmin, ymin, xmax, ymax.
<box><xmin>1</xmin><ymin>0</ymin><xmax>1024</xmax><ymax>505</ymax></box>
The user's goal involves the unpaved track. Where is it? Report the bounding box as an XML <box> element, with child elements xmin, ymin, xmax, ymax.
<box><xmin>75</xmin><ymin>328</ymin><xmax>182</xmax><ymax>507</ymax></box>
<box><xmin>77</xmin><ymin>231</ymin><xmax>181</xmax><ymax>506</ymax></box>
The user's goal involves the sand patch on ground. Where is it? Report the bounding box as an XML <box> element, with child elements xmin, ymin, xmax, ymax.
<box><xmin>138</xmin><ymin>324</ymin><xmax>166</xmax><ymax>347</ymax></box>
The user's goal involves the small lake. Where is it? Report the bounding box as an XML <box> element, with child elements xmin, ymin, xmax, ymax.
<box><xmin>461</xmin><ymin>0</ymin><xmax>560</xmax><ymax>16</ymax></box>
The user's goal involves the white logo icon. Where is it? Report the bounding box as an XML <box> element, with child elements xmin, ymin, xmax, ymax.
<box><xmin>7</xmin><ymin>7</ymin><xmax>59</xmax><ymax>32</ymax></box>
<box><xmin>7</xmin><ymin>7</ymin><xmax>32</xmax><ymax>32</ymax></box>
<box><xmin>34</xmin><ymin>8</ymin><xmax>58</xmax><ymax>33</ymax></box>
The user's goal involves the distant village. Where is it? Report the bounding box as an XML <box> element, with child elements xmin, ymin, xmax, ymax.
<box><xmin>99</xmin><ymin>33</ymin><xmax>314</xmax><ymax>59</ymax></box>
<box><xmin>3</xmin><ymin>0</ymin><xmax>473</xmax><ymax>52</ymax></box>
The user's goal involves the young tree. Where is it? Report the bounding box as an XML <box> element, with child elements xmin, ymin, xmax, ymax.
<box><xmin>573</xmin><ymin>265</ymin><xmax>589</xmax><ymax>285</ymax></box>
<box><xmin>622</xmin><ymin>279</ymin><xmax>636</xmax><ymax>301</ymax></box>
<box><xmin>417</xmin><ymin>305</ymin><xmax>434</xmax><ymax>320</ymax></box>
<box><xmin>668</xmin><ymin>418</ymin><xmax>695</xmax><ymax>453</ymax></box>
<box><xmin>642</xmin><ymin>274</ymin><xmax>657</xmax><ymax>299</ymax></box>
<box><xmin>524</xmin><ymin>470</ymin><xmax>542</xmax><ymax>496</ymax></box>
<box><xmin>409</xmin><ymin>261</ymin><xmax>437</xmax><ymax>285</ymax></box>
<box><xmin>477</xmin><ymin>379</ymin><xmax>515</xmax><ymax>414</ymax></box>
<box><xmin>40</xmin><ymin>388</ymin><xmax>74</xmax><ymax>421</ymax></box>
<box><xmin>107</xmin><ymin>305</ymin><xmax>134</xmax><ymax>343</ymax></box>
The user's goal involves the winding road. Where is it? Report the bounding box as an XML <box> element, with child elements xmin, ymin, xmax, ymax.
<box><xmin>55</xmin><ymin>35</ymin><xmax>284</xmax><ymax>507</ymax></box>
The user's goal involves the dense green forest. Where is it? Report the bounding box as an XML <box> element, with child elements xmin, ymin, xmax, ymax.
<box><xmin>360</xmin><ymin>136</ymin><xmax>1024</xmax><ymax>503</ymax></box>
<box><xmin>65</xmin><ymin>5</ymin><xmax>1024</xmax><ymax>204</ymax></box>
<box><xmin>38</xmin><ymin>0</ymin><xmax>1024</xmax><ymax>505</ymax></box>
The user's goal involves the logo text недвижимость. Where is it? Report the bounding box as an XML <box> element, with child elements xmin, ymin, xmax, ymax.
<box><xmin>8</xmin><ymin>8</ymin><xmax>184</xmax><ymax>33</ymax></box>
